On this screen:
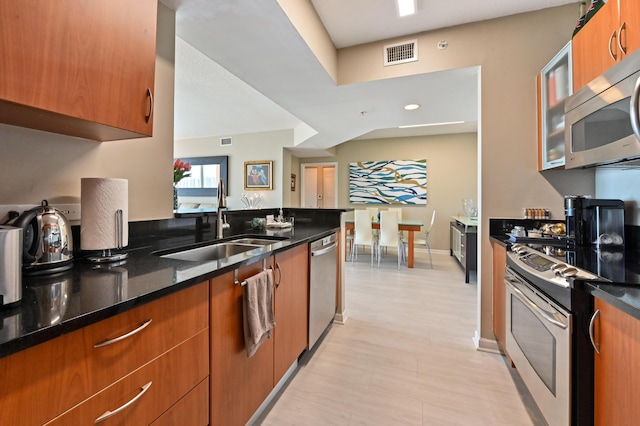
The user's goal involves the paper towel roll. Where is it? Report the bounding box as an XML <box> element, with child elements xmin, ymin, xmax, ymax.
<box><xmin>81</xmin><ymin>178</ymin><xmax>129</xmax><ymax>250</ymax></box>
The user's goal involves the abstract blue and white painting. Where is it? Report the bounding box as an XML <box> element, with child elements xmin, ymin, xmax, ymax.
<box><xmin>349</xmin><ymin>159</ymin><xmax>427</xmax><ymax>204</ymax></box>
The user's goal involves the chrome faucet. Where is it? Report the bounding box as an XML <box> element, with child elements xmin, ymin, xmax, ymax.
<box><xmin>217</xmin><ymin>178</ymin><xmax>229</xmax><ymax>238</ymax></box>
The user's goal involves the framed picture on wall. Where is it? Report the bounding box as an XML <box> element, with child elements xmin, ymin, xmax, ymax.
<box><xmin>244</xmin><ymin>161</ymin><xmax>273</xmax><ymax>190</ymax></box>
<box><xmin>290</xmin><ymin>174</ymin><xmax>296</xmax><ymax>191</ymax></box>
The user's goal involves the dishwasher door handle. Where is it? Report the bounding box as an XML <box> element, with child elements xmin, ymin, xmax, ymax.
<box><xmin>311</xmin><ymin>243</ymin><xmax>337</xmax><ymax>257</ymax></box>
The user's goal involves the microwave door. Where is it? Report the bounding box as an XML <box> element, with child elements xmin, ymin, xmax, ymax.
<box><xmin>566</xmin><ymin>73</ymin><xmax>640</xmax><ymax>168</ymax></box>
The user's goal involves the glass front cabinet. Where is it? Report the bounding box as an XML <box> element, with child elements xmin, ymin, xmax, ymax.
<box><xmin>538</xmin><ymin>41</ymin><xmax>572</xmax><ymax>171</ymax></box>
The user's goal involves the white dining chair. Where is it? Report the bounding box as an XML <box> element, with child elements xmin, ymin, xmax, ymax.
<box><xmin>387</xmin><ymin>207</ymin><xmax>402</xmax><ymax>221</ymax></box>
<box><xmin>415</xmin><ymin>210</ymin><xmax>436</xmax><ymax>268</ymax></box>
<box><xmin>351</xmin><ymin>209</ymin><xmax>376</xmax><ymax>266</ymax></box>
<box><xmin>365</xmin><ymin>207</ymin><xmax>379</xmax><ymax>222</ymax></box>
<box><xmin>387</xmin><ymin>207</ymin><xmax>406</xmax><ymax>239</ymax></box>
<box><xmin>377</xmin><ymin>210</ymin><xmax>404</xmax><ymax>269</ymax></box>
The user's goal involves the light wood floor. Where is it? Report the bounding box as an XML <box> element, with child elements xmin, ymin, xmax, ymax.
<box><xmin>259</xmin><ymin>249</ymin><xmax>537</xmax><ymax>425</ymax></box>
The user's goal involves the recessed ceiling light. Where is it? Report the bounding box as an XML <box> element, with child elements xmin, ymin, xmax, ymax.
<box><xmin>404</xmin><ymin>103</ymin><xmax>420</xmax><ymax>111</ymax></box>
<box><xmin>397</xmin><ymin>0</ymin><xmax>416</xmax><ymax>17</ymax></box>
<box><xmin>399</xmin><ymin>121</ymin><xmax>465</xmax><ymax>128</ymax></box>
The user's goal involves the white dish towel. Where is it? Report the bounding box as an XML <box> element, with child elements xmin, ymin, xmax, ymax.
<box><xmin>242</xmin><ymin>269</ymin><xmax>276</xmax><ymax>357</ymax></box>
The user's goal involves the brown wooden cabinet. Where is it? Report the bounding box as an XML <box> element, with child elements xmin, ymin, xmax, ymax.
<box><xmin>209</xmin><ymin>261</ymin><xmax>276</xmax><ymax>426</ymax></box>
<box><xmin>0</xmin><ymin>281</ymin><xmax>209</xmax><ymax>425</ymax></box>
<box><xmin>274</xmin><ymin>244</ymin><xmax>309</xmax><ymax>384</ymax></box>
<box><xmin>210</xmin><ymin>245</ymin><xmax>312</xmax><ymax>425</ymax></box>
<box><xmin>492</xmin><ymin>242</ymin><xmax>508</xmax><ymax>357</ymax></box>
<box><xmin>619</xmin><ymin>0</ymin><xmax>640</xmax><ymax>56</ymax></box>
<box><xmin>151</xmin><ymin>379</ymin><xmax>210</xmax><ymax>426</ymax></box>
<box><xmin>592</xmin><ymin>298</ymin><xmax>640</xmax><ymax>425</ymax></box>
<box><xmin>573</xmin><ymin>0</ymin><xmax>640</xmax><ymax>91</ymax></box>
<box><xmin>0</xmin><ymin>0</ymin><xmax>157</xmax><ymax>141</ymax></box>
<box><xmin>45</xmin><ymin>331</ymin><xmax>209</xmax><ymax>425</ymax></box>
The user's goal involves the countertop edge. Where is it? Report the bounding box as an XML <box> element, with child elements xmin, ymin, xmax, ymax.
<box><xmin>584</xmin><ymin>282</ymin><xmax>640</xmax><ymax>321</ymax></box>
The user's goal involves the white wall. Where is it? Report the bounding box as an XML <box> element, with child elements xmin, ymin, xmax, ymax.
<box><xmin>299</xmin><ymin>133</ymin><xmax>478</xmax><ymax>252</ymax></box>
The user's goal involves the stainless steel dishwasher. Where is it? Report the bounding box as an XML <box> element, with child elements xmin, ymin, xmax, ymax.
<box><xmin>308</xmin><ymin>233</ymin><xmax>338</xmax><ymax>349</ymax></box>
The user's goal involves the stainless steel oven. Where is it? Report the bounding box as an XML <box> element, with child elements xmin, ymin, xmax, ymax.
<box><xmin>505</xmin><ymin>244</ymin><xmax>599</xmax><ymax>426</ymax></box>
<box><xmin>505</xmin><ymin>266</ymin><xmax>571</xmax><ymax>426</ymax></box>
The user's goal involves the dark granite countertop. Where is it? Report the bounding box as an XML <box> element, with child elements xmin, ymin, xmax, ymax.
<box><xmin>0</xmin><ymin>208</ymin><xmax>343</xmax><ymax>359</ymax></box>
<box><xmin>583</xmin><ymin>282</ymin><xmax>640</xmax><ymax>320</ymax></box>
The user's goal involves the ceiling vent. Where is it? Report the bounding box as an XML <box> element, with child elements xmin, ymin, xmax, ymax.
<box><xmin>220</xmin><ymin>137</ymin><xmax>232</xmax><ymax>146</ymax></box>
<box><xmin>384</xmin><ymin>39</ymin><xmax>418</xmax><ymax>66</ymax></box>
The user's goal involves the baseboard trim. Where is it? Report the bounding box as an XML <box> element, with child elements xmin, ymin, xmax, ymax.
<box><xmin>472</xmin><ymin>330</ymin><xmax>501</xmax><ymax>354</ymax></box>
<box><xmin>248</xmin><ymin>359</ymin><xmax>298</xmax><ymax>425</ymax></box>
<box><xmin>333</xmin><ymin>311</ymin><xmax>348</xmax><ymax>325</ymax></box>
<box><xmin>413</xmin><ymin>247</ymin><xmax>449</xmax><ymax>255</ymax></box>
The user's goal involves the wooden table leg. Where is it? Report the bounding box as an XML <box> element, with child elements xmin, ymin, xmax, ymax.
<box><xmin>407</xmin><ymin>231</ymin><xmax>415</xmax><ymax>268</ymax></box>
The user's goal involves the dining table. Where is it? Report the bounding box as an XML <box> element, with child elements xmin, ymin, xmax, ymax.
<box><xmin>344</xmin><ymin>219</ymin><xmax>424</xmax><ymax>268</ymax></box>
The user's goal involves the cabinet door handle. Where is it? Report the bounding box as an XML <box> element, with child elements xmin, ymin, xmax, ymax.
<box><xmin>274</xmin><ymin>261</ymin><xmax>282</xmax><ymax>288</ymax></box>
<box><xmin>145</xmin><ymin>88</ymin><xmax>154</xmax><ymax>123</ymax></box>
<box><xmin>94</xmin><ymin>381</ymin><xmax>152</xmax><ymax>423</ymax></box>
<box><xmin>589</xmin><ymin>309</ymin><xmax>601</xmax><ymax>354</ymax></box>
<box><xmin>608</xmin><ymin>30</ymin><xmax>618</xmax><ymax>61</ymax></box>
<box><xmin>93</xmin><ymin>319</ymin><xmax>152</xmax><ymax>348</ymax></box>
<box><xmin>617</xmin><ymin>22</ymin><xmax>627</xmax><ymax>56</ymax></box>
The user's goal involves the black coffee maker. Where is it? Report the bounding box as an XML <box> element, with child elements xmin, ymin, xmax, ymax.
<box><xmin>564</xmin><ymin>196</ymin><xmax>625</xmax><ymax>248</ymax></box>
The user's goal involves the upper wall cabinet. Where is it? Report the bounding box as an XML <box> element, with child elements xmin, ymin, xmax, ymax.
<box><xmin>0</xmin><ymin>0</ymin><xmax>158</xmax><ymax>141</ymax></box>
<box><xmin>572</xmin><ymin>0</ymin><xmax>640</xmax><ymax>91</ymax></box>
<box><xmin>538</xmin><ymin>41</ymin><xmax>572</xmax><ymax>171</ymax></box>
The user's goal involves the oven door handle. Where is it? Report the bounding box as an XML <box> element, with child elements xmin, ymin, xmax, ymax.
<box><xmin>505</xmin><ymin>278</ymin><xmax>569</xmax><ymax>329</ymax></box>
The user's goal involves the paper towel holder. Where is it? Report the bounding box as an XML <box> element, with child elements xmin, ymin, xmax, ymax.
<box><xmin>85</xmin><ymin>209</ymin><xmax>129</xmax><ymax>263</ymax></box>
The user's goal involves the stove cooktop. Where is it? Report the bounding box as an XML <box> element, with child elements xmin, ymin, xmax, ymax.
<box><xmin>508</xmin><ymin>244</ymin><xmax>600</xmax><ymax>289</ymax></box>
<box><xmin>518</xmin><ymin>241</ymin><xmax>640</xmax><ymax>285</ymax></box>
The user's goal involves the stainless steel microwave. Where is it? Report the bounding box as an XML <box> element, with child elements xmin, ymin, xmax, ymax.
<box><xmin>564</xmin><ymin>48</ymin><xmax>640</xmax><ymax>169</ymax></box>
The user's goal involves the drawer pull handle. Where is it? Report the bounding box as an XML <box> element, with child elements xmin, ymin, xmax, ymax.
<box><xmin>93</xmin><ymin>319</ymin><xmax>152</xmax><ymax>348</ymax></box>
<box><xmin>94</xmin><ymin>381</ymin><xmax>152</xmax><ymax>423</ymax></box>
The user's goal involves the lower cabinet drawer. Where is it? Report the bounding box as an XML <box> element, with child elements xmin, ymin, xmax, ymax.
<box><xmin>151</xmin><ymin>378</ymin><xmax>209</xmax><ymax>426</ymax></box>
<box><xmin>45</xmin><ymin>330</ymin><xmax>209</xmax><ymax>425</ymax></box>
<box><xmin>0</xmin><ymin>282</ymin><xmax>209</xmax><ymax>425</ymax></box>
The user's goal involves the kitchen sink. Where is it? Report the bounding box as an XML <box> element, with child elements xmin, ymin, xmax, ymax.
<box><xmin>153</xmin><ymin>235</ymin><xmax>288</xmax><ymax>262</ymax></box>
<box><xmin>227</xmin><ymin>237</ymin><xmax>283</xmax><ymax>246</ymax></box>
<box><xmin>159</xmin><ymin>242</ymin><xmax>263</xmax><ymax>262</ymax></box>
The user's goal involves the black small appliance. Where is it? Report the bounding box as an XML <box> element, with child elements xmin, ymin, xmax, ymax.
<box><xmin>564</xmin><ymin>196</ymin><xmax>625</xmax><ymax>248</ymax></box>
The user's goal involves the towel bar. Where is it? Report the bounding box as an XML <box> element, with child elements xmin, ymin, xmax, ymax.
<box><xmin>234</xmin><ymin>259</ymin><xmax>270</xmax><ymax>286</ymax></box>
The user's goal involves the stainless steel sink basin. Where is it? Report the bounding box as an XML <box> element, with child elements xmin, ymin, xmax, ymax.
<box><xmin>160</xmin><ymin>242</ymin><xmax>262</xmax><ymax>262</ymax></box>
<box><xmin>227</xmin><ymin>238</ymin><xmax>282</xmax><ymax>246</ymax></box>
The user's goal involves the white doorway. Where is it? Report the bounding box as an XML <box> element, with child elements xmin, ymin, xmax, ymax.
<box><xmin>301</xmin><ymin>163</ymin><xmax>337</xmax><ymax>208</ymax></box>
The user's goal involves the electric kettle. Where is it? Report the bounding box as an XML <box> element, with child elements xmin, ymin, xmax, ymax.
<box><xmin>9</xmin><ymin>200</ymin><xmax>74</xmax><ymax>274</ymax></box>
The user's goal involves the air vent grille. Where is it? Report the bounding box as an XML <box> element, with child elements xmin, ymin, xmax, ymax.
<box><xmin>220</xmin><ymin>137</ymin><xmax>232</xmax><ymax>146</ymax></box>
<box><xmin>384</xmin><ymin>39</ymin><xmax>418</xmax><ymax>66</ymax></box>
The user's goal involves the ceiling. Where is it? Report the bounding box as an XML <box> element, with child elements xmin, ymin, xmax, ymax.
<box><xmin>163</xmin><ymin>0</ymin><xmax>577</xmax><ymax>156</ymax></box>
